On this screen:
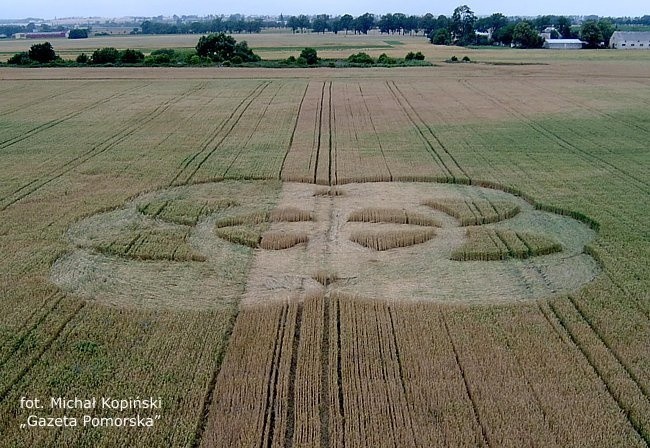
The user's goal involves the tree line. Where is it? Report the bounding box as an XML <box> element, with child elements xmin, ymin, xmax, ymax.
<box><xmin>129</xmin><ymin>8</ymin><xmax>648</xmax><ymax>46</ymax></box>
<box><xmin>2</xmin><ymin>11</ymin><xmax>647</xmax><ymax>41</ymax></box>
<box><xmin>5</xmin><ymin>34</ymin><xmax>429</xmax><ymax>68</ymax></box>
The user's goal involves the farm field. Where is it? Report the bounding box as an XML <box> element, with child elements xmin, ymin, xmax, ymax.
<box><xmin>0</xmin><ymin>53</ymin><xmax>648</xmax><ymax>447</ymax></box>
<box><xmin>4</xmin><ymin>30</ymin><xmax>650</xmax><ymax>64</ymax></box>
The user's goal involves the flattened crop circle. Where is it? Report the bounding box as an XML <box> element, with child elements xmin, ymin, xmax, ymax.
<box><xmin>51</xmin><ymin>181</ymin><xmax>600</xmax><ymax>310</ymax></box>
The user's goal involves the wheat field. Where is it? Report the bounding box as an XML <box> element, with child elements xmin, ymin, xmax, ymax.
<box><xmin>0</xmin><ymin>48</ymin><xmax>648</xmax><ymax>447</ymax></box>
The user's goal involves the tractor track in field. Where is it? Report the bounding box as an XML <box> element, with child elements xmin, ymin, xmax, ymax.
<box><xmin>591</xmin><ymin>244</ymin><xmax>650</xmax><ymax>322</ymax></box>
<box><xmin>311</xmin><ymin>81</ymin><xmax>328</xmax><ymax>185</ymax></box>
<box><xmin>222</xmin><ymin>82</ymin><xmax>284</xmax><ymax>178</ymax></box>
<box><xmin>191</xmin><ymin>311</ymin><xmax>238</xmax><ymax>448</ymax></box>
<box><xmin>0</xmin><ymin>83</ymin><xmax>146</xmax><ymax>150</ymax></box>
<box><xmin>389</xmin><ymin>81</ymin><xmax>470</xmax><ymax>180</ymax></box>
<box><xmin>544</xmin><ymin>299</ymin><xmax>650</xmax><ymax>445</ymax></box>
<box><xmin>567</xmin><ymin>294</ymin><xmax>650</xmax><ymax>400</ymax></box>
<box><xmin>442</xmin><ymin>312</ymin><xmax>491</xmax><ymax>448</ymax></box>
<box><xmin>460</xmin><ymin>79</ymin><xmax>650</xmax><ymax>195</ymax></box>
<box><xmin>0</xmin><ymin>82</ymin><xmax>203</xmax><ymax>211</ymax></box>
<box><xmin>384</xmin><ymin>81</ymin><xmax>456</xmax><ymax>181</ymax></box>
<box><xmin>283</xmin><ymin>304</ymin><xmax>302</xmax><ymax>448</ymax></box>
<box><xmin>496</xmin><ymin>315</ymin><xmax>562</xmax><ymax>447</ymax></box>
<box><xmin>261</xmin><ymin>303</ymin><xmax>289</xmax><ymax>448</ymax></box>
<box><xmin>358</xmin><ymin>84</ymin><xmax>393</xmax><ymax>182</ymax></box>
<box><xmin>0</xmin><ymin>81</ymin><xmax>93</xmax><ymax>118</ymax></box>
<box><xmin>279</xmin><ymin>82</ymin><xmax>309</xmax><ymax>181</ymax></box>
<box><xmin>171</xmin><ymin>81</ymin><xmax>268</xmax><ymax>184</ymax></box>
<box><xmin>0</xmin><ymin>301</ymin><xmax>85</xmax><ymax>402</ymax></box>
<box><xmin>525</xmin><ymin>79</ymin><xmax>650</xmax><ymax>138</ymax></box>
<box><xmin>426</xmin><ymin>81</ymin><xmax>512</xmax><ymax>181</ymax></box>
<box><xmin>387</xmin><ymin>306</ymin><xmax>419</xmax><ymax>447</ymax></box>
<box><xmin>327</xmin><ymin>81</ymin><xmax>334</xmax><ymax>186</ymax></box>
<box><xmin>171</xmin><ymin>81</ymin><xmax>270</xmax><ymax>185</ymax></box>
<box><xmin>319</xmin><ymin>294</ymin><xmax>331</xmax><ymax>448</ymax></box>
<box><xmin>0</xmin><ymin>292</ymin><xmax>64</xmax><ymax>367</ymax></box>
<box><xmin>119</xmin><ymin>82</ymin><xmax>227</xmax><ymax>177</ymax></box>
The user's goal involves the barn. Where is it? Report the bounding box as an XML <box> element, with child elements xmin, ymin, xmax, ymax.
<box><xmin>24</xmin><ymin>31</ymin><xmax>69</xmax><ymax>39</ymax></box>
<box><xmin>543</xmin><ymin>39</ymin><xmax>584</xmax><ymax>49</ymax></box>
<box><xmin>610</xmin><ymin>31</ymin><xmax>650</xmax><ymax>49</ymax></box>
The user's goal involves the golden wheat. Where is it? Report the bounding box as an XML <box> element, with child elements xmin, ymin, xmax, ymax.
<box><xmin>424</xmin><ymin>198</ymin><xmax>519</xmax><ymax>226</ymax></box>
<box><xmin>260</xmin><ymin>231</ymin><xmax>309</xmax><ymax>250</ymax></box>
<box><xmin>350</xmin><ymin>228</ymin><xmax>435</xmax><ymax>251</ymax></box>
<box><xmin>269</xmin><ymin>206</ymin><xmax>313</xmax><ymax>222</ymax></box>
<box><xmin>451</xmin><ymin>227</ymin><xmax>562</xmax><ymax>261</ymax></box>
<box><xmin>347</xmin><ymin>207</ymin><xmax>439</xmax><ymax>227</ymax></box>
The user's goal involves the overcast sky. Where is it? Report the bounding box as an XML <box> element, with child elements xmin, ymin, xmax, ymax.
<box><xmin>2</xmin><ymin>0</ymin><xmax>647</xmax><ymax>20</ymax></box>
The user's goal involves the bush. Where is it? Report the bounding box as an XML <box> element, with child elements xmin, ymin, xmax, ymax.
<box><xmin>150</xmin><ymin>48</ymin><xmax>176</xmax><ymax>58</ymax></box>
<box><xmin>91</xmin><ymin>47</ymin><xmax>119</xmax><ymax>64</ymax></box>
<box><xmin>286</xmin><ymin>55</ymin><xmax>296</xmax><ymax>64</ymax></box>
<box><xmin>230</xmin><ymin>55</ymin><xmax>243</xmax><ymax>64</ymax></box>
<box><xmin>146</xmin><ymin>53</ymin><xmax>171</xmax><ymax>64</ymax></box>
<box><xmin>377</xmin><ymin>53</ymin><xmax>396</xmax><ymax>64</ymax></box>
<box><xmin>188</xmin><ymin>55</ymin><xmax>201</xmax><ymax>65</ymax></box>
<box><xmin>28</xmin><ymin>42</ymin><xmax>57</xmax><ymax>63</ymax></box>
<box><xmin>299</xmin><ymin>47</ymin><xmax>319</xmax><ymax>65</ymax></box>
<box><xmin>119</xmin><ymin>49</ymin><xmax>144</xmax><ymax>64</ymax></box>
<box><xmin>76</xmin><ymin>53</ymin><xmax>89</xmax><ymax>64</ymax></box>
<box><xmin>233</xmin><ymin>41</ymin><xmax>260</xmax><ymax>62</ymax></box>
<box><xmin>296</xmin><ymin>56</ymin><xmax>308</xmax><ymax>66</ymax></box>
<box><xmin>347</xmin><ymin>52</ymin><xmax>374</xmax><ymax>64</ymax></box>
<box><xmin>405</xmin><ymin>51</ymin><xmax>425</xmax><ymax>61</ymax></box>
<box><xmin>147</xmin><ymin>50</ymin><xmax>174</xmax><ymax>64</ymax></box>
<box><xmin>450</xmin><ymin>55</ymin><xmax>459</xmax><ymax>62</ymax></box>
<box><xmin>7</xmin><ymin>52</ymin><xmax>30</xmax><ymax>65</ymax></box>
<box><xmin>462</xmin><ymin>55</ymin><xmax>471</xmax><ymax>62</ymax></box>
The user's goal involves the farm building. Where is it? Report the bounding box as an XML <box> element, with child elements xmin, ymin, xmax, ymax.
<box><xmin>543</xmin><ymin>39</ymin><xmax>584</xmax><ymax>49</ymax></box>
<box><xmin>25</xmin><ymin>31</ymin><xmax>69</xmax><ymax>39</ymax></box>
<box><xmin>610</xmin><ymin>31</ymin><xmax>650</xmax><ymax>49</ymax></box>
<box><xmin>14</xmin><ymin>31</ymin><xmax>68</xmax><ymax>39</ymax></box>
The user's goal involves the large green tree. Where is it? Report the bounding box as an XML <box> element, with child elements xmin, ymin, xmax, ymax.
<box><xmin>339</xmin><ymin>14</ymin><xmax>354</xmax><ymax>34</ymax></box>
<box><xmin>196</xmin><ymin>32</ymin><xmax>259</xmax><ymax>62</ymax></box>
<box><xmin>451</xmin><ymin>5</ymin><xmax>477</xmax><ymax>46</ymax></box>
<box><xmin>512</xmin><ymin>21</ymin><xmax>544</xmax><ymax>48</ymax></box>
<box><xmin>597</xmin><ymin>19</ymin><xmax>614</xmax><ymax>46</ymax></box>
<box><xmin>556</xmin><ymin>16</ymin><xmax>573</xmax><ymax>38</ymax></box>
<box><xmin>312</xmin><ymin>15</ymin><xmax>329</xmax><ymax>34</ymax></box>
<box><xmin>581</xmin><ymin>20</ymin><xmax>603</xmax><ymax>48</ymax></box>
<box><xmin>354</xmin><ymin>13</ymin><xmax>375</xmax><ymax>35</ymax></box>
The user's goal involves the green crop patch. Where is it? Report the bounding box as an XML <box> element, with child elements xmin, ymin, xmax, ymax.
<box><xmin>451</xmin><ymin>227</ymin><xmax>562</xmax><ymax>261</ymax></box>
<box><xmin>424</xmin><ymin>198</ymin><xmax>520</xmax><ymax>226</ymax></box>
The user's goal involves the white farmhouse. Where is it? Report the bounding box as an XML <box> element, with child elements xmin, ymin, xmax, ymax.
<box><xmin>543</xmin><ymin>39</ymin><xmax>584</xmax><ymax>49</ymax></box>
<box><xmin>610</xmin><ymin>31</ymin><xmax>650</xmax><ymax>49</ymax></box>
